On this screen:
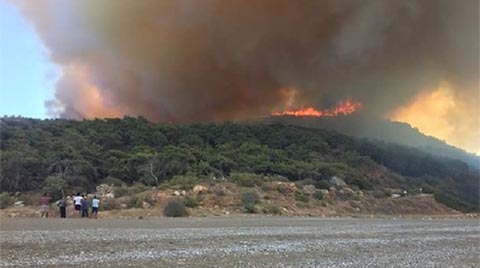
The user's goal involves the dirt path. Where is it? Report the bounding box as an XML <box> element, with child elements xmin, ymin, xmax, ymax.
<box><xmin>1</xmin><ymin>217</ymin><xmax>479</xmax><ymax>267</ymax></box>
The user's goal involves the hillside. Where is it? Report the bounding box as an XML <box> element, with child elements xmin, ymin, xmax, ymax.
<box><xmin>265</xmin><ymin>114</ymin><xmax>480</xmax><ymax>170</ymax></box>
<box><xmin>0</xmin><ymin>116</ymin><xmax>478</xmax><ymax>213</ymax></box>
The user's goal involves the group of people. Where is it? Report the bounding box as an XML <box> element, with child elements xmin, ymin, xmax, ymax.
<box><xmin>72</xmin><ymin>193</ymin><xmax>100</xmax><ymax>218</ymax></box>
<box><xmin>40</xmin><ymin>192</ymin><xmax>100</xmax><ymax>218</ymax></box>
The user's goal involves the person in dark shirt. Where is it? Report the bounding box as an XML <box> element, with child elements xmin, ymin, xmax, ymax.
<box><xmin>81</xmin><ymin>195</ymin><xmax>89</xmax><ymax>218</ymax></box>
<box><xmin>57</xmin><ymin>198</ymin><xmax>67</xmax><ymax>218</ymax></box>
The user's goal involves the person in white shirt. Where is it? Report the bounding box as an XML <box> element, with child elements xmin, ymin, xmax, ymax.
<box><xmin>73</xmin><ymin>193</ymin><xmax>83</xmax><ymax>217</ymax></box>
<box><xmin>91</xmin><ymin>196</ymin><xmax>100</xmax><ymax>219</ymax></box>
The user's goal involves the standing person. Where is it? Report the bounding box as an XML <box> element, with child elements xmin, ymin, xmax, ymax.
<box><xmin>57</xmin><ymin>197</ymin><xmax>66</xmax><ymax>218</ymax></box>
<box><xmin>91</xmin><ymin>196</ymin><xmax>100</xmax><ymax>219</ymax></box>
<box><xmin>40</xmin><ymin>193</ymin><xmax>51</xmax><ymax>218</ymax></box>
<box><xmin>73</xmin><ymin>193</ymin><xmax>83</xmax><ymax>217</ymax></box>
<box><xmin>81</xmin><ymin>195</ymin><xmax>89</xmax><ymax>218</ymax></box>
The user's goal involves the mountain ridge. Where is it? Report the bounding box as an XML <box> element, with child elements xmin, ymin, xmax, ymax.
<box><xmin>263</xmin><ymin>114</ymin><xmax>480</xmax><ymax>170</ymax></box>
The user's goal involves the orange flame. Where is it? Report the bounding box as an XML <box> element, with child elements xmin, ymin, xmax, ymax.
<box><xmin>272</xmin><ymin>99</ymin><xmax>362</xmax><ymax>117</ymax></box>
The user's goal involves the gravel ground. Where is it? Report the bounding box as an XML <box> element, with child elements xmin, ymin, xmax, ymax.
<box><xmin>0</xmin><ymin>216</ymin><xmax>479</xmax><ymax>267</ymax></box>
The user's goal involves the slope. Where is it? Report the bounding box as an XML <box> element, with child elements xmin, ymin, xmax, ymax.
<box><xmin>1</xmin><ymin>116</ymin><xmax>478</xmax><ymax>212</ymax></box>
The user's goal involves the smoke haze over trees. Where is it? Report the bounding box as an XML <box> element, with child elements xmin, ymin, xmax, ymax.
<box><xmin>267</xmin><ymin>115</ymin><xmax>480</xmax><ymax>169</ymax></box>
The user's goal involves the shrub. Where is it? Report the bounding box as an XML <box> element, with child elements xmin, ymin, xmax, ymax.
<box><xmin>101</xmin><ymin>177</ymin><xmax>124</xmax><ymax>187</ymax></box>
<box><xmin>241</xmin><ymin>192</ymin><xmax>260</xmax><ymax>205</ymax></box>
<box><xmin>348</xmin><ymin>178</ymin><xmax>373</xmax><ymax>190</ymax></box>
<box><xmin>163</xmin><ymin>200</ymin><xmax>189</xmax><ymax>217</ymax></box>
<box><xmin>296</xmin><ymin>202</ymin><xmax>309</xmax><ymax>209</ymax></box>
<box><xmin>231</xmin><ymin>173</ymin><xmax>263</xmax><ymax>187</ymax></box>
<box><xmin>296</xmin><ymin>178</ymin><xmax>316</xmax><ymax>187</ymax></box>
<box><xmin>243</xmin><ymin>203</ymin><xmax>257</xmax><ymax>214</ymax></box>
<box><xmin>113</xmin><ymin>183</ymin><xmax>150</xmax><ymax>199</ymax></box>
<box><xmin>262</xmin><ymin>204</ymin><xmax>281</xmax><ymax>215</ymax></box>
<box><xmin>295</xmin><ymin>192</ymin><xmax>309</xmax><ymax>203</ymax></box>
<box><xmin>240</xmin><ymin>191</ymin><xmax>260</xmax><ymax>214</ymax></box>
<box><xmin>261</xmin><ymin>184</ymin><xmax>274</xmax><ymax>192</ymax></box>
<box><xmin>419</xmin><ymin>184</ymin><xmax>436</xmax><ymax>194</ymax></box>
<box><xmin>237</xmin><ymin>177</ymin><xmax>256</xmax><ymax>187</ymax></box>
<box><xmin>126</xmin><ymin>193</ymin><xmax>155</xmax><ymax>208</ymax></box>
<box><xmin>0</xmin><ymin>193</ymin><xmax>13</xmax><ymax>209</ymax></box>
<box><xmin>315</xmin><ymin>180</ymin><xmax>330</xmax><ymax>190</ymax></box>
<box><xmin>183</xmin><ymin>196</ymin><xmax>199</xmax><ymax>208</ymax></box>
<box><xmin>313</xmin><ymin>191</ymin><xmax>324</xmax><ymax>200</ymax></box>
<box><xmin>371</xmin><ymin>190</ymin><xmax>390</xmax><ymax>199</ymax></box>
<box><xmin>127</xmin><ymin>195</ymin><xmax>141</xmax><ymax>208</ymax></box>
<box><xmin>129</xmin><ymin>183</ymin><xmax>150</xmax><ymax>194</ymax></box>
<box><xmin>434</xmin><ymin>193</ymin><xmax>476</xmax><ymax>213</ymax></box>
<box><xmin>101</xmin><ymin>198</ymin><xmax>121</xmax><ymax>211</ymax></box>
<box><xmin>213</xmin><ymin>189</ymin><xmax>225</xmax><ymax>197</ymax></box>
<box><xmin>276</xmin><ymin>184</ymin><xmax>291</xmax><ymax>195</ymax></box>
<box><xmin>113</xmin><ymin>185</ymin><xmax>129</xmax><ymax>198</ymax></box>
<box><xmin>17</xmin><ymin>192</ymin><xmax>41</xmax><ymax>206</ymax></box>
<box><xmin>166</xmin><ymin>175</ymin><xmax>198</xmax><ymax>190</ymax></box>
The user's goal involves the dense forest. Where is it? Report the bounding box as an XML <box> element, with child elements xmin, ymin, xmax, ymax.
<box><xmin>1</xmin><ymin>116</ymin><xmax>478</xmax><ymax>212</ymax></box>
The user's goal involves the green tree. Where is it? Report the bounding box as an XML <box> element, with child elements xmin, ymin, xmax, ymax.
<box><xmin>43</xmin><ymin>175</ymin><xmax>66</xmax><ymax>200</ymax></box>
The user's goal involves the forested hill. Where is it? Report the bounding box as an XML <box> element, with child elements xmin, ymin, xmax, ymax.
<box><xmin>265</xmin><ymin>115</ymin><xmax>480</xmax><ymax>169</ymax></box>
<box><xmin>1</xmin><ymin>116</ymin><xmax>478</xmax><ymax>212</ymax></box>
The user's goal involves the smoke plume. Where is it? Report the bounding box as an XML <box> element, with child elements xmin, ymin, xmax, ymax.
<box><xmin>12</xmin><ymin>0</ymin><xmax>480</xmax><ymax>151</ymax></box>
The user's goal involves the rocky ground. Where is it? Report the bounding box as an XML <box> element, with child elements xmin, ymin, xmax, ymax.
<box><xmin>1</xmin><ymin>181</ymin><xmax>461</xmax><ymax>219</ymax></box>
<box><xmin>0</xmin><ymin>216</ymin><xmax>479</xmax><ymax>267</ymax></box>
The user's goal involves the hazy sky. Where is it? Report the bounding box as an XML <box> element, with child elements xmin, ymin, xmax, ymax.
<box><xmin>1</xmin><ymin>0</ymin><xmax>478</xmax><ymax>154</ymax></box>
<box><xmin>0</xmin><ymin>0</ymin><xmax>58</xmax><ymax>118</ymax></box>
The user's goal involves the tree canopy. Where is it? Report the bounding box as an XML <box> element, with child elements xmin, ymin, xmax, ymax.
<box><xmin>1</xmin><ymin>116</ymin><xmax>478</xmax><ymax>212</ymax></box>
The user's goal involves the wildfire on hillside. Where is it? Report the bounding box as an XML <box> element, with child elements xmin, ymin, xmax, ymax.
<box><xmin>272</xmin><ymin>99</ymin><xmax>362</xmax><ymax>117</ymax></box>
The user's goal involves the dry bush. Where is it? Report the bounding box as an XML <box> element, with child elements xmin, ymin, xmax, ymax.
<box><xmin>102</xmin><ymin>198</ymin><xmax>121</xmax><ymax>211</ymax></box>
<box><xmin>163</xmin><ymin>200</ymin><xmax>188</xmax><ymax>217</ymax></box>
<box><xmin>0</xmin><ymin>193</ymin><xmax>13</xmax><ymax>209</ymax></box>
<box><xmin>262</xmin><ymin>204</ymin><xmax>281</xmax><ymax>215</ymax></box>
<box><xmin>241</xmin><ymin>192</ymin><xmax>260</xmax><ymax>204</ymax></box>
<box><xmin>183</xmin><ymin>196</ymin><xmax>199</xmax><ymax>208</ymax></box>
<box><xmin>295</xmin><ymin>192</ymin><xmax>309</xmax><ymax>202</ymax></box>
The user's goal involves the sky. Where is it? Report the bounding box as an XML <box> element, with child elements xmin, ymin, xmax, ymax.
<box><xmin>0</xmin><ymin>0</ymin><xmax>58</xmax><ymax>118</ymax></box>
<box><xmin>0</xmin><ymin>0</ymin><xmax>478</xmax><ymax>154</ymax></box>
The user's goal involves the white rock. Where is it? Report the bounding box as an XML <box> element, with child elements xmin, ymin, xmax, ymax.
<box><xmin>319</xmin><ymin>189</ymin><xmax>329</xmax><ymax>195</ymax></box>
<box><xmin>329</xmin><ymin>176</ymin><xmax>347</xmax><ymax>188</ymax></box>
<box><xmin>193</xmin><ymin>185</ymin><xmax>208</xmax><ymax>194</ymax></box>
<box><xmin>303</xmin><ymin>185</ymin><xmax>316</xmax><ymax>194</ymax></box>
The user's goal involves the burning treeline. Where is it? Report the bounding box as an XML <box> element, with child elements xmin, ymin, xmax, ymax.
<box><xmin>12</xmin><ymin>0</ymin><xmax>479</xmax><ymax>151</ymax></box>
<box><xmin>272</xmin><ymin>99</ymin><xmax>362</xmax><ymax>118</ymax></box>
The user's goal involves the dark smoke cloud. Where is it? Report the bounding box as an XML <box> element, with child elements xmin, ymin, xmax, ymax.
<box><xmin>12</xmin><ymin>0</ymin><xmax>479</xmax><ymax>123</ymax></box>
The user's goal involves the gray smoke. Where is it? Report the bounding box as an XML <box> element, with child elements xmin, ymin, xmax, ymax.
<box><xmin>12</xmin><ymin>0</ymin><xmax>479</xmax><ymax>123</ymax></box>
